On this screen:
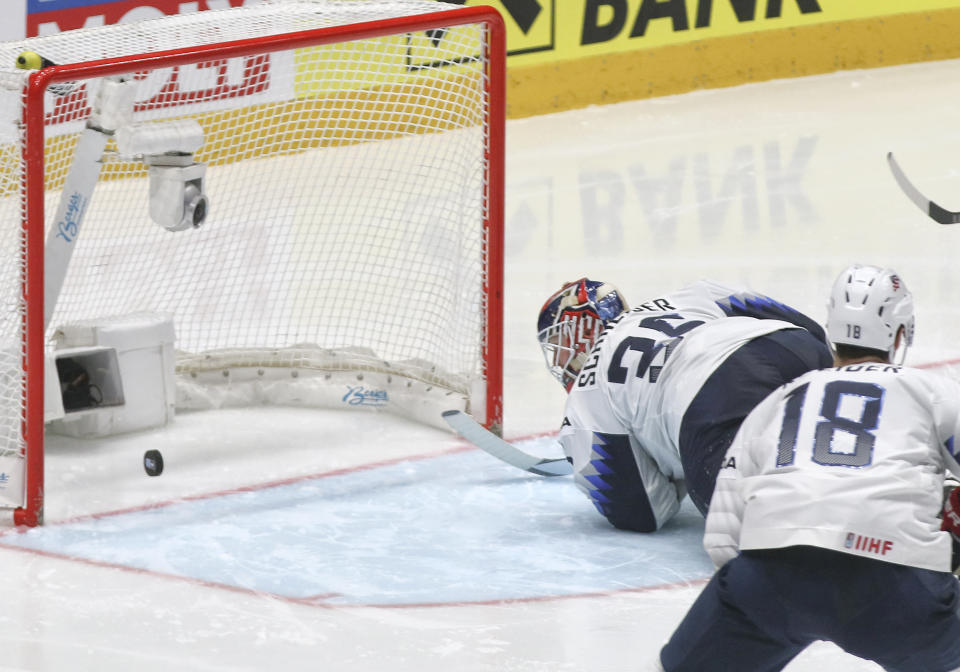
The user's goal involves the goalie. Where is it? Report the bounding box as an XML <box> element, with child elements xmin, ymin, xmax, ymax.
<box><xmin>537</xmin><ymin>277</ymin><xmax>832</xmax><ymax>532</ymax></box>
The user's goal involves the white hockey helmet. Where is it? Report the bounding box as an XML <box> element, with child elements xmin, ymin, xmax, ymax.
<box><xmin>826</xmin><ymin>264</ymin><xmax>914</xmax><ymax>362</ymax></box>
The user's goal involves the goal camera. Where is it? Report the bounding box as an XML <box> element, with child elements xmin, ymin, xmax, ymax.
<box><xmin>147</xmin><ymin>157</ymin><xmax>209</xmax><ymax>232</ymax></box>
<box><xmin>115</xmin><ymin>119</ymin><xmax>210</xmax><ymax>232</ymax></box>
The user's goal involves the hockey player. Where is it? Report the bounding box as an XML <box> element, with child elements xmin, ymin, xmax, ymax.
<box><xmin>537</xmin><ymin>277</ymin><xmax>833</xmax><ymax>532</ymax></box>
<box><xmin>659</xmin><ymin>264</ymin><xmax>960</xmax><ymax>671</ymax></box>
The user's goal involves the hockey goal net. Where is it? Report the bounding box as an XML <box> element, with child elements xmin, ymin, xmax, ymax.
<box><xmin>0</xmin><ymin>0</ymin><xmax>505</xmax><ymax>525</ymax></box>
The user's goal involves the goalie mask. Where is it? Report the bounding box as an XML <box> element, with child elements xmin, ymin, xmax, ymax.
<box><xmin>826</xmin><ymin>264</ymin><xmax>915</xmax><ymax>364</ymax></box>
<box><xmin>537</xmin><ymin>278</ymin><xmax>628</xmax><ymax>391</ymax></box>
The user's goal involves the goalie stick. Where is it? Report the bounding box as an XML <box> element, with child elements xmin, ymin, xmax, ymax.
<box><xmin>441</xmin><ymin>410</ymin><xmax>572</xmax><ymax>477</ymax></box>
<box><xmin>887</xmin><ymin>151</ymin><xmax>960</xmax><ymax>225</ymax></box>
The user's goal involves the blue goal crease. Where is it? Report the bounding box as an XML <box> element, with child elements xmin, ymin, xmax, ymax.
<box><xmin>1</xmin><ymin>449</ymin><xmax>714</xmax><ymax>605</ymax></box>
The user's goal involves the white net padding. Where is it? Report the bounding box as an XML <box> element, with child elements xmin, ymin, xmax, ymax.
<box><xmin>0</xmin><ymin>0</ymin><xmax>503</xmax><ymax>522</ymax></box>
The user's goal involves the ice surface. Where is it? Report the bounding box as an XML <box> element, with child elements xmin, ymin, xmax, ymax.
<box><xmin>7</xmin><ymin>57</ymin><xmax>960</xmax><ymax>670</ymax></box>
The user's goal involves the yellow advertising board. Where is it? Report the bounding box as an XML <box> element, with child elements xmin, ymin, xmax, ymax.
<box><xmin>464</xmin><ymin>0</ymin><xmax>960</xmax><ymax>64</ymax></box>
<box><xmin>458</xmin><ymin>0</ymin><xmax>960</xmax><ymax>116</ymax></box>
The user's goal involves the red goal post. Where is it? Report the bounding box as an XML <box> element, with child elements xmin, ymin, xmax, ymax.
<box><xmin>1</xmin><ymin>0</ymin><xmax>505</xmax><ymax>526</ymax></box>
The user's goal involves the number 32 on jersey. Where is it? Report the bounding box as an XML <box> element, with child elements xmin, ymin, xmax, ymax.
<box><xmin>577</xmin><ymin>313</ymin><xmax>704</xmax><ymax>389</ymax></box>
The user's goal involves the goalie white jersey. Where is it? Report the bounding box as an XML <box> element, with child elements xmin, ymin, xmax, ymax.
<box><xmin>558</xmin><ymin>280</ymin><xmax>829</xmax><ymax>531</ymax></box>
<box><xmin>705</xmin><ymin>364</ymin><xmax>960</xmax><ymax>572</ymax></box>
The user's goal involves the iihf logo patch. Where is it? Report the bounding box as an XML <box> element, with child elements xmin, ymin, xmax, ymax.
<box><xmin>845</xmin><ymin>532</ymin><xmax>894</xmax><ymax>555</ymax></box>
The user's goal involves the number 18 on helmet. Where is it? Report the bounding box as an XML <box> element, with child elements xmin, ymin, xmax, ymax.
<box><xmin>826</xmin><ymin>264</ymin><xmax>915</xmax><ymax>363</ymax></box>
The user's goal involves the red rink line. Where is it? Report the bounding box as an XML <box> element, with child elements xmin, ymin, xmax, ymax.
<box><xmin>26</xmin><ymin>427</ymin><xmax>562</xmax><ymax>529</ymax></box>
<box><xmin>0</xmin><ymin>425</ymin><xmax>562</xmax><ymax>534</ymax></box>
<box><xmin>14</xmin><ymin>356</ymin><xmax>959</xmax><ymax>531</ymax></box>
<box><xmin>10</xmin><ymin>355</ymin><xmax>957</xmax><ymax>609</ymax></box>
<box><xmin>916</xmin><ymin>357</ymin><xmax>960</xmax><ymax>370</ymax></box>
<box><xmin>0</xmin><ymin>539</ymin><xmax>709</xmax><ymax>610</ymax></box>
<box><xmin>0</xmin><ymin>442</ymin><xmax>478</xmax><ymax>534</ymax></box>
<box><xmin>354</xmin><ymin>577</ymin><xmax>711</xmax><ymax>610</ymax></box>
<box><xmin>0</xmin><ymin>426</ymin><xmax>667</xmax><ymax>610</ymax></box>
<box><xmin>0</xmin><ymin>425</ymin><xmax>705</xmax><ymax>611</ymax></box>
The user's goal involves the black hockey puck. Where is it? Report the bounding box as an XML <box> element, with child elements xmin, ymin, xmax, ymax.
<box><xmin>143</xmin><ymin>449</ymin><xmax>164</xmax><ymax>477</ymax></box>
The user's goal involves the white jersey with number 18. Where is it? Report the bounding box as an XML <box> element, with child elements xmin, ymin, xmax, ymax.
<box><xmin>705</xmin><ymin>364</ymin><xmax>960</xmax><ymax>572</ymax></box>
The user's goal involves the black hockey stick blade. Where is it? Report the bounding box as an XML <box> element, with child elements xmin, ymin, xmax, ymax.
<box><xmin>887</xmin><ymin>152</ymin><xmax>960</xmax><ymax>224</ymax></box>
<box><xmin>442</xmin><ymin>410</ymin><xmax>572</xmax><ymax>477</ymax></box>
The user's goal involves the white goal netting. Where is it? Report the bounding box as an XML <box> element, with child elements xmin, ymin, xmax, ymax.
<box><xmin>0</xmin><ymin>0</ymin><xmax>504</xmax><ymax>523</ymax></box>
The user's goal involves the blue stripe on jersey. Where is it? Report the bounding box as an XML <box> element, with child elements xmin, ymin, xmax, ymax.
<box><xmin>591</xmin><ymin>458</ymin><xmax>615</xmax><ymax>476</ymax></box>
<box><xmin>716</xmin><ymin>293</ymin><xmax>828</xmax><ymax>342</ymax></box>
<box><xmin>581</xmin><ymin>432</ymin><xmax>658</xmax><ymax>532</ymax></box>
<box><xmin>585</xmin><ymin>474</ymin><xmax>611</xmax><ymax>492</ymax></box>
<box><xmin>589</xmin><ymin>490</ymin><xmax>613</xmax><ymax>506</ymax></box>
<box><xmin>719</xmin><ymin>293</ymin><xmax>797</xmax><ymax>319</ymax></box>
